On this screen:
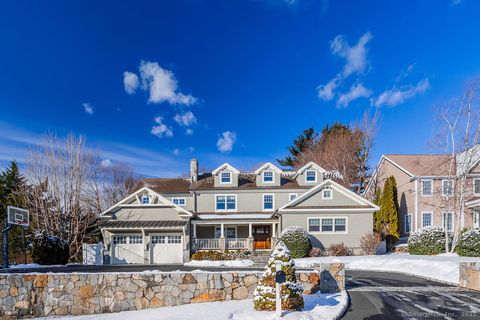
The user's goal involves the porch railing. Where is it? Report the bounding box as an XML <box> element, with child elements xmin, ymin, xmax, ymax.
<box><xmin>226</xmin><ymin>238</ymin><xmax>248</xmax><ymax>250</ymax></box>
<box><xmin>194</xmin><ymin>238</ymin><xmax>220</xmax><ymax>250</ymax></box>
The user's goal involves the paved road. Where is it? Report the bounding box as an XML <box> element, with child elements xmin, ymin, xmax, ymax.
<box><xmin>344</xmin><ymin>270</ymin><xmax>480</xmax><ymax>320</ymax></box>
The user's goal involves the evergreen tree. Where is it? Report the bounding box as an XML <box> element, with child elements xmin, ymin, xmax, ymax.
<box><xmin>378</xmin><ymin>176</ymin><xmax>400</xmax><ymax>243</ymax></box>
<box><xmin>253</xmin><ymin>241</ymin><xmax>304</xmax><ymax>311</ymax></box>
<box><xmin>373</xmin><ymin>188</ymin><xmax>383</xmax><ymax>233</ymax></box>
<box><xmin>277</xmin><ymin>128</ymin><xmax>317</xmax><ymax>167</ymax></box>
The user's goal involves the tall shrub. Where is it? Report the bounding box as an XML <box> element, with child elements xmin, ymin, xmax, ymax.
<box><xmin>408</xmin><ymin>226</ymin><xmax>448</xmax><ymax>255</ymax></box>
<box><xmin>280</xmin><ymin>226</ymin><xmax>311</xmax><ymax>258</ymax></box>
<box><xmin>31</xmin><ymin>231</ymin><xmax>69</xmax><ymax>265</ymax></box>
<box><xmin>456</xmin><ymin>229</ymin><xmax>480</xmax><ymax>257</ymax></box>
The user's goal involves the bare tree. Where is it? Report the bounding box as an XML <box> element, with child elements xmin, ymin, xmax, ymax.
<box><xmin>432</xmin><ymin>82</ymin><xmax>480</xmax><ymax>252</ymax></box>
<box><xmin>23</xmin><ymin>133</ymin><xmax>135</xmax><ymax>261</ymax></box>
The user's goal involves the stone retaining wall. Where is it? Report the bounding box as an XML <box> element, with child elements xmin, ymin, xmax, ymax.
<box><xmin>459</xmin><ymin>262</ymin><xmax>480</xmax><ymax>291</ymax></box>
<box><xmin>0</xmin><ymin>263</ymin><xmax>344</xmax><ymax>318</ymax></box>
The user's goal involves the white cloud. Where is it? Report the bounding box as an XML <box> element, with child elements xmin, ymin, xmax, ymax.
<box><xmin>83</xmin><ymin>103</ymin><xmax>94</xmax><ymax>115</ymax></box>
<box><xmin>173</xmin><ymin>149</ymin><xmax>181</xmax><ymax>156</ymax></box>
<box><xmin>174</xmin><ymin>111</ymin><xmax>197</xmax><ymax>127</ymax></box>
<box><xmin>101</xmin><ymin>159</ymin><xmax>112</xmax><ymax>168</ymax></box>
<box><xmin>185</xmin><ymin>128</ymin><xmax>194</xmax><ymax>135</ymax></box>
<box><xmin>188</xmin><ymin>146</ymin><xmax>195</xmax><ymax>153</ymax></box>
<box><xmin>331</xmin><ymin>32</ymin><xmax>373</xmax><ymax>77</ymax></box>
<box><xmin>336</xmin><ymin>83</ymin><xmax>372</xmax><ymax>107</ymax></box>
<box><xmin>139</xmin><ymin>61</ymin><xmax>197</xmax><ymax>105</ymax></box>
<box><xmin>123</xmin><ymin>71</ymin><xmax>139</xmax><ymax>94</ymax></box>
<box><xmin>151</xmin><ymin>116</ymin><xmax>173</xmax><ymax>138</ymax></box>
<box><xmin>375</xmin><ymin>78</ymin><xmax>430</xmax><ymax>107</ymax></box>
<box><xmin>317</xmin><ymin>76</ymin><xmax>339</xmax><ymax>101</ymax></box>
<box><xmin>216</xmin><ymin>131</ymin><xmax>237</xmax><ymax>153</ymax></box>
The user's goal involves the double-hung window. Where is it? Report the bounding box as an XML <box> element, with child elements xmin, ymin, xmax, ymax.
<box><xmin>421</xmin><ymin>179</ymin><xmax>433</xmax><ymax>196</ymax></box>
<box><xmin>442</xmin><ymin>179</ymin><xmax>454</xmax><ymax>197</ymax></box>
<box><xmin>305</xmin><ymin>170</ymin><xmax>317</xmax><ymax>183</ymax></box>
<box><xmin>422</xmin><ymin>212</ymin><xmax>432</xmax><ymax>228</ymax></box>
<box><xmin>443</xmin><ymin>212</ymin><xmax>453</xmax><ymax>231</ymax></box>
<box><xmin>172</xmin><ymin>197</ymin><xmax>186</xmax><ymax>206</ymax></box>
<box><xmin>221</xmin><ymin>172</ymin><xmax>232</xmax><ymax>184</ymax></box>
<box><xmin>405</xmin><ymin>214</ymin><xmax>412</xmax><ymax>233</ymax></box>
<box><xmin>141</xmin><ymin>195</ymin><xmax>150</xmax><ymax>204</ymax></box>
<box><xmin>263</xmin><ymin>194</ymin><xmax>274</xmax><ymax>211</ymax></box>
<box><xmin>308</xmin><ymin>217</ymin><xmax>347</xmax><ymax>233</ymax></box>
<box><xmin>263</xmin><ymin>171</ymin><xmax>274</xmax><ymax>183</ymax></box>
<box><xmin>474</xmin><ymin>179</ymin><xmax>480</xmax><ymax>195</ymax></box>
<box><xmin>216</xmin><ymin>195</ymin><xmax>236</xmax><ymax>211</ymax></box>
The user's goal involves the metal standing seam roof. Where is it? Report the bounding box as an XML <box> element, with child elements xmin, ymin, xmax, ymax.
<box><xmin>101</xmin><ymin>220</ymin><xmax>188</xmax><ymax>229</ymax></box>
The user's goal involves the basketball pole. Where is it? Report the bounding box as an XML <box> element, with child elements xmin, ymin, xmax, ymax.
<box><xmin>2</xmin><ymin>212</ymin><xmax>12</xmax><ymax>269</ymax></box>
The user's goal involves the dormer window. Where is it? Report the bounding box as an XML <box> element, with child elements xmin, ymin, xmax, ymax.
<box><xmin>322</xmin><ymin>188</ymin><xmax>332</xmax><ymax>199</ymax></box>
<box><xmin>141</xmin><ymin>195</ymin><xmax>150</xmax><ymax>204</ymax></box>
<box><xmin>305</xmin><ymin>170</ymin><xmax>317</xmax><ymax>183</ymax></box>
<box><xmin>220</xmin><ymin>172</ymin><xmax>232</xmax><ymax>184</ymax></box>
<box><xmin>263</xmin><ymin>171</ymin><xmax>274</xmax><ymax>183</ymax></box>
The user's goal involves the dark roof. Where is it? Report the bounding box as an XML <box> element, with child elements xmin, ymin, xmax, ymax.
<box><xmin>285</xmin><ymin>205</ymin><xmax>371</xmax><ymax>209</ymax></box>
<box><xmin>130</xmin><ymin>178</ymin><xmax>191</xmax><ymax>194</ymax></box>
<box><xmin>102</xmin><ymin>220</ymin><xmax>188</xmax><ymax>229</ymax></box>
<box><xmin>190</xmin><ymin>173</ymin><xmax>308</xmax><ymax>191</ymax></box>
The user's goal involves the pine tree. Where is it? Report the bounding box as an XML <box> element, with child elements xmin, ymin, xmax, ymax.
<box><xmin>253</xmin><ymin>241</ymin><xmax>304</xmax><ymax>311</ymax></box>
<box><xmin>373</xmin><ymin>188</ymin><xmax>383</xmax><ymax>233</ymax></box>
<box><xmin>277</xmin><ymin>128</ymin><xmax>317</xmax><ymax>167</ymax></box>
<box><xmin>378</xmin><ymin>176</ymin><xmax>400</xmax><ymax>243</ymax></box>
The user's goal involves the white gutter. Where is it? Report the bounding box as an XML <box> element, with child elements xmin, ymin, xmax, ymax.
<box><xmin>414</xmin><ymin>179</ymin><xmax>419</xmax><ymax>232</ymax></box>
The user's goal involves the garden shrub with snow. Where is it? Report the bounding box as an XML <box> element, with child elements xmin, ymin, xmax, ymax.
<box><xmin>31</xmin><ymin>231</ymin><xmax>69</xmax><ymax>265</ymax></box>
<box><xmin>408</xmin><ymin>226</ymin><xmax>449</xmax><ymax>255</ymax></box>
<box><xmin>456</xmin><ymin>228</ymin><xmax>480</xmax><ymax>257</ymax></box>
<box><xmin>253</xmin><ymin>241</ymin><xmax>304</xmax><ymax>311</ymax></box>
<box><xmin>191</xmin><ymin>250</ymin><xmax>250</xmax><ymax>261</ymax></box>
<box><xmin>280</xmin><ymin>226</ymin><xmax>311</xmax><ymax>258</ymax></box>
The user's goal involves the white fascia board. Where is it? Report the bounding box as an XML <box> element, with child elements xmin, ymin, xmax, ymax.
<box><xmin>212</xmin><ymin>163</ymin><xmax>240</xmax><ymax>175</ymax></box>
<box><xmin>293</xmin><ymin>162</ymin><xmax>327</xmax><ymax>178</ymax></box>
<box><xmin>254</xmin><ymin>162</ymin><xmax>283</xmax><ymax>175</ymax></box>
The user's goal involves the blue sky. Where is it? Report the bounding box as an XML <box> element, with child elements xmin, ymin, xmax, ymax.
<box><xmin>0</xmin><ymin>0</ymin><xmax>479</xmax><ymax>177</ymax></box>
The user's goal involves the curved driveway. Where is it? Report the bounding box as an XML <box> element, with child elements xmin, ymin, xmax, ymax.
<box><xmin>344</xmin><ymin>270</ymin><xmax>480</xmax><ymax>320</ymax></box>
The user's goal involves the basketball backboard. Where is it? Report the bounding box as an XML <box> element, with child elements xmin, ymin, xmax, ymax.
<box><xmin>7</xmin><ymin>206</ymin><xmax>29</xmax><ymax>227</ymax></box>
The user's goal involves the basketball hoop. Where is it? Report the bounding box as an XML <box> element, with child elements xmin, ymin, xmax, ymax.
<box><xmin>7</xmin><ymin>206</ymin><xmax>29</xmax><ymax>227</ymax></box>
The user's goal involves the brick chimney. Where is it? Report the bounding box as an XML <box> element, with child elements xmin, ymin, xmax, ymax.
<box><xmin>190</xmin><ymin>158</ymin><xmax>199</xmax><ymax>182</ymax></box>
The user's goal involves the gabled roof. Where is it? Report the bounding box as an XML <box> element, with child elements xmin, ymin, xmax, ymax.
<box><xmin>293</xmin><ymin>162</ymin><xmax>326</xmax><ymax>178</ymax></box>
<box><xmin>254</xmin><ymin>162</ymin><xmax>283</xmax><ymax>175</ymax></box>
<box><xmin>130</xmin><ymin>178</ymin><xmax>191</xmax><ymax>194</ymax></box>
<box><xmin>100</xmin><ymin>186</ymin><xmax>192</xmax><ymax>217</ymax></box>
<box><xmin>383</xmin><ymin>154</ymin><xmax>454</xmax><ymax>177</ymax></box>
<box><xmin>212</xmin><ymin>163</ymin><xmax>240</xmax><ymax>175</ymax></box>
<box><xmin>279</xmin><ymin>179</ymin><xmax>379</xmax><ymax>211</ymax></box>
<box><xmin>189</xmin><ymin>173</ymin><xmax>310</xmax><ymax>190</ymax></box>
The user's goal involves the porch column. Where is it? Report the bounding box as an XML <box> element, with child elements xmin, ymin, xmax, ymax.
<box><xmin>271</xmin><ymin>223</ymin><xmax>278</xmax><ymax>248</ymax></box>
<box><xmin>219</xmin><ymin>223</ymin><xmax>226</xmax><ymax>252</ymax></box>
<box><xmin>247</xmin><ymin>223</ymin><xmax>254</xmax><ymax>252</ymax></box>
<box><xmin>192</xmin><ymin>222</ymin><xmax>197</xmax><ymax>238</ymax></box>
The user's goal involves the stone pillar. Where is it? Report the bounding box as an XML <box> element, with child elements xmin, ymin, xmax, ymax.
<box><xmin>247</xmin><ymin>223</ymin><xmax>254</xmax><ymax>252</ymax></box>
<box><xmin>219</xmin><ymin>237</ymin><xmax>226</xmax><ymax>252</ymax></box>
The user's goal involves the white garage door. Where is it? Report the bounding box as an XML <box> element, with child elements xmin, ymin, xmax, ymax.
<box><xmin>112</xmin><ymin>234</ymin><xmax>145</xmax><ymax>264</ymax></box>
<box><xmin>150</xmin><ymin>234</ymin><xmax>183</xmax><ymax>264</ymax></box>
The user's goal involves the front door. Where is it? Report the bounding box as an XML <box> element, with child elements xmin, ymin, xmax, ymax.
<box><xmin>253</xmin><ymin>225</ymin><xmax>271</xmax><ymax>250</ymax></box>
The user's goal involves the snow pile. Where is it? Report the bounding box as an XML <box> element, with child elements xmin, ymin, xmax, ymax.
<box><xmin>295</xmin><ymin>253</ymin><xmax>480</xmax><ymax>284</ymax></box>
<box><xmin>55</xmin><ymin>291</ymin><xmax>348</xmax><ymax>320</ymax></box>
<box><xmin>184</xmin><ymin>260</ymin><xmax>254</xmax><ymax>267</ymax></box>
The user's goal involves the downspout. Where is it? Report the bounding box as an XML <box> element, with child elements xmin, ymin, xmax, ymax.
<box><xmin>414</xmin><ymin>178</ymin><xmax>418</xmax><ymax>232</ymax></box>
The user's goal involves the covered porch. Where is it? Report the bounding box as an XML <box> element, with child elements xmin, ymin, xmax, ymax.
<box><xmin>192</xmin><ymin>219</ymin><xmax>279</xmax><ymax>252</ymax></box>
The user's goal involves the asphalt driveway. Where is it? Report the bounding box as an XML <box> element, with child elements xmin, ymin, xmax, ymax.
<box><xmin>344</xmin><ymin>270</ymin><xmax>480</xmax><ymax>320</ymax></box>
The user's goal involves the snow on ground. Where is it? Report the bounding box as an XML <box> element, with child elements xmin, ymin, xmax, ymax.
<box><xmin>295</xmin><ymin>253</ymin><xmax>480</xmax><ymax>284</ymax></box>
<box><xmin>9</xmin><ymin>263</ymin><xmax>65</xmax><ymax>269</ymax></box>
<box><xmin>55</xmin><ymin>291</ymin><xmax>347</xmax><ymax>320</ymax></box>
<box><xmin>184</xmin><ymin>259</ymin><xmax>254</xmax><ymax>267</ymax></box>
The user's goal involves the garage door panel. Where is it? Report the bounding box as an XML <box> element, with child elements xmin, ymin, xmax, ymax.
<box><xmin>150</xmin><ymin>234</ymin><xmax>183</xmax><ymax>264</ymax></box>
<box><xmin>111</xmin><ymin>234</ymin><xmax>144</xmax><ymax>264</ymax></box>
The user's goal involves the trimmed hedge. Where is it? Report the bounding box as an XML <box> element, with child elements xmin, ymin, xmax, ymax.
<box><xmin>191</xmin><ymin>250</ymin><xmax>250</xmax><ymax>261</ymax></box>
<box><xmin>456</xmin><ymin>229</ymin><xmax>480</xmax><ymax>257</ymax></box>
<box><xmin>280</xmin><ymin>226</ymin><xmax>311</xmax><ymax>259</ymax></box>
<box><xmin>408</xmin><ymin>226</ymin><xmax>449</xmax><ymax>255</ymax></box>
<box><xmin>31</xmin><ymin>231</ymin><xmax>69</xmax><ymax>265</ymax></box>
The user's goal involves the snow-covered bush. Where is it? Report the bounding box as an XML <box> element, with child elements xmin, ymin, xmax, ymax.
<box><xmin>456</xmin><ymin>229</ymin><xmax>480</xmax><ymax>257</ymax></box>
<box><xmin>31</xmin><ymin>231</ymin><xmax>69</xmax><ymax>265</ymax></box>
<box><xmin>327</xmin><ymin>243</ymin><xmax>351</xmax><ymax>256</ymax></box>
<box><xmin>191</xmin><ymin>250</ymin><xmax>250</xmax><ymax>261</ymax></box>
<box><xmin>408</xmin><ymin>226</ymin><xmax>448</xmax><ymax>255</ymax></box>
<box><xmin>360</xmin><ymin>233</ymin><xmax>382</xmax><ymax>255</ymax></box>
<box><xmin>253</xmin><ymin>241</ymin><xmax>304</xmax><ymax>311</ymax></box>
<box><xmin>280</xmin><ymin>226</ymin><xmax>311</xmax><ymax>258</ymax></box>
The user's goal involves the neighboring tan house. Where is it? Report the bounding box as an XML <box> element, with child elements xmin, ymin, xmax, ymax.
<box><xmin>100</xmin><ymin>159</ymin><xmax>379</xmax><ymax>265</ymax></box>
<box><xmin>365</xmin><ymin>147</ymin><xmax>480</xmax><ymax>239</ymax></box>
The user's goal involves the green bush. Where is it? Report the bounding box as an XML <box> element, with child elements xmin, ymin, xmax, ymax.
<box><xmin>191</xmin><ymin>250</ymin><xmax>250</xmax><ymax>261</ymax></box>
<box><xmin>408</xmin><ymin>226</ymin><xmax>448</xmax><ymax>255</ymax></box>
<box><xmin>456</xmin><ymin>229</ymin><xmax>480</xmax><ymax>257</ymax></box>
<box><xmin>280</xmin><ymin>226</ymin><xmax>311</xmax><ymax>258</ymax></box>
<box><xmin>31</xmin><ymin>231</ymin><xmax>69</xmax><ymax>265</ymax></box>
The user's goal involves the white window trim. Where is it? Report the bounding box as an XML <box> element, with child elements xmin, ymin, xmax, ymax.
<box><xmin>220</xmin><ymin>171</ymin><xmax>232</xmax><ymax>184</ymax></box>
<box><xmin>421</xmin><ymin>212</ymin><xmax>433</xmax><ymax>228</ymax></box>
<box><xmin>172</xmin><ymin>197</ymin><xmax>186</xmax><ymax>206</ymax></box>
<box><xmin>474</xmin><ymin>209</ymin><xmax>480</xmax><ymax>229</ymax></box>
<box><xmin>214</xmin><ymin>194</ymin><xmax>237</xmax><ymax>212</ymax></box>
<box><xmin>215</xmin><ymin>226</ymin><xmax>237</xmax><ymax>238</ymax></box>
<box><xmin>307</xmin><ymin>217</ymin><xmax>348</xmax><ymax>234</ymax></box>
<box><xmin>322</xmin><ymin>188</ymin><xmax>333</xmax><ymax>200</ymax></box>
<box><xmin>405</xmin><ymin>214</ymin><xmax>412</xmax><ymax>234</ymax></box>
<box><xmin>262</xmin><ymin>193</ymin><xmax>275</xmax><ymax>211</ymax></box>
<box><xmin>442</xmin><ymin>212</ymin><xmax>454</xmax><ymax>232</ymax></box>
<box><xmin>421</xmin><ymin>179</ymin><xmax>433</xmax><ymax>197</ymax></box>
<box><xmin>262</xmin><ymin>170</ymin><xmax>275</xmax><ymax>184</ymax></box>
<box><xmin>128</xmin><ymin>235</ymin><xmax>143</xmax><ymax>244</ymax></box>
<box><xmin>474</xmin><ymin>178</ymin><xmax>480</xmax><ymax>196</ymax></box>
<box><xmin>442</xmin><ymin>179</ymin><xmax>454</xmax><ymax>197</ymax></box>
<box><xmin>141</xmin><ymin>195</ymin><xmax>151</xmax><ymax>204</ymax></box>
<box><xmin>305</xmin><ymin>170</ymin><xmax>318</xmax><ymax>183</ymax></box>
<box><xmin>289</xmin><ymin>193</ymin><xmax>298</xmax><ymax>202</ymax></box>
